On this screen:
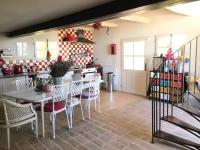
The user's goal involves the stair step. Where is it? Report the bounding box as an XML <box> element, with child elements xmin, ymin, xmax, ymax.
<box><xmin>175</xmin><ymin>103</ymin><xmax>200</xmax><ymax>118</ymax></box>
<box><xmin>189</xmin><ymin>92</ymin><xmax>200</xmax><ymax>102</ymax></box>
<box><xmin>162</xmin><ymin>115</ymin><xmax>200</xmax><ymax>134</ymax></box>
<box><xmin>154</xmin><ymin>130</ymin><xmax>200</xmax><ymax>149</ymax></box>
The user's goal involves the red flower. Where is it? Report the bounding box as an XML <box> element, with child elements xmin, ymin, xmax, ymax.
<box><xmin>57</xmin><ymin>55</ymin><xmax>62</xmax><ymax>61</ymax></box>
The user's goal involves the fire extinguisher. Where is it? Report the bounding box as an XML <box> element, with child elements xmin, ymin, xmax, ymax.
<box><xmin>111</xmin><ymin>44</ymin><xmax>117</xmax><ymax>55</ymax></box>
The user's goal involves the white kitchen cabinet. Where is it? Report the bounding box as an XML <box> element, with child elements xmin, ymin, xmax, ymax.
<box><xmin>0</xmin><ymin>77</ymin><xmax>26</xmax><ymax>95</ymax></box>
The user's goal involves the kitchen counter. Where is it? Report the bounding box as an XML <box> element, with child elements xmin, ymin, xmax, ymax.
<box><xmin>0</xmin><ymin>71</ymin><xmax>50</xmax><ymax>79</ymax></box>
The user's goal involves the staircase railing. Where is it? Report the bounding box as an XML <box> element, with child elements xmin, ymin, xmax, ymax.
<box><xmin>151</xmin><ymin>34</ymin><xmax>200</xmax><ymax>149</ymax></box>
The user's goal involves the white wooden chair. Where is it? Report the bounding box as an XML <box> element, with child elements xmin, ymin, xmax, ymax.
<box><xmin>15</xmin><ymin>78</ymin><xmax>33</xmax><ymax>91</ymax></box>
<box><xmin>15</xmin><ymin>77</ymin><xmax>34</xmax><ymax>104</ymax></box>
<box><xmin>15</xmin><ymin>78</ymin><xmax>37</xmax><ymax>130</ymax></box>
<box><xmin>67</xmin><ymin>79</ymin><xmax>84</xmax><ymax>128</ymax></box>
<box><xmin>0</xmin><ymin>98</ymin><xmax>38</xmax><ymax>150</ymax></box>
<box><xmin>36</xmin><ymin>83</ymin><xmax>70</xmax><ymax>139</ymax></box>
<box><xmin>81</xmin><ymin>79</ymin><xmax>101</xmax><ymax>119</ymax></box>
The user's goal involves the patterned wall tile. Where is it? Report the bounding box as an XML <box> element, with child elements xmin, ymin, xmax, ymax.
<box><xmin>4</xmin><ymin>28</ymin><xmax>94</xmax><ymax>70</ymax></box>
<box><xmin>58</xmin><ymin>28</ymin><xmax>93</xmax><ymax>67</ymax></box>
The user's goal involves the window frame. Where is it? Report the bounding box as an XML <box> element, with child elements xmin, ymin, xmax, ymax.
<box><xmin>47</xmin><ymin>41</ymin><xmax>59</xmax><ymax>60</ymax></box>
<box><xmin>15</xmin><ymin>40</ymin><xmax>34</xmax><ymax>60</ymax></box>
<box><xmin>16</xmin><ymin>42</ymin><xmax>28</xmax><ymax>57</ymax></box>
<box><xmin>34</xmin><ymin>41</ymin><xmax>47</xmax><ymax>60</ymax></box>
<box><xmin>34</xmin><ymin>40</ymin><xmax>59</xmax><ymax>60</ymax></box>
<box><xmin>156</xmin><ymin>34</ymin><xmax>186</xmax><ymax>56</ymax></box>
<box><xmin>122</xmin><ymin>37</ymin><xmax>147</xmax><ymax>71</ymax></box>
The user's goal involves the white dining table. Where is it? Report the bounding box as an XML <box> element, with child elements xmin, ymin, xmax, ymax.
<box><xmin>2</xmin><ymin>80</ymin><xmax>103</xmax><ymax>138</ymax></box>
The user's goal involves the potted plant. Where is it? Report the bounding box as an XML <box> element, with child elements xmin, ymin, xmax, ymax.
<box><xmin>35</xmin><ymin>76</ymin><xmax>54</xmax><ymax>92</ymax></box>
<box><xmin>35</xmin><ymin>77</ymin><xmax>46</xmax><ymax>91</ymax></box>
<box><xmin>49</xmin><ymin>59</ymin><xmax>72</xmax><ymax>85</ymax></box>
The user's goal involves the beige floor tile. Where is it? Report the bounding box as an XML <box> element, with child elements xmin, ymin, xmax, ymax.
<box><xmin>0</xmin><ymin>90</ymin><xmax>199</xmax><ymax>150</ymax></box>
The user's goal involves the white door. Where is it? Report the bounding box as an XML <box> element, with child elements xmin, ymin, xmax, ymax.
<box><xmin>121</xmin><ymin>38</ymin><xmax>147</xmax><ymax>96</ymax></box>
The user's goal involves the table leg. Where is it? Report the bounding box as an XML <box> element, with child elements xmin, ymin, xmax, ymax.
<box><xmin>41</xmin><ymin>101</ymin><xmax>45</xmax><ymax>138</ymax></box>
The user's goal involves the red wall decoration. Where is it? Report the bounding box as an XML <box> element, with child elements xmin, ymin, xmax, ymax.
<box><xmin>111</xmin><ymin>44</ymin><xmax>117</xmax><ymax>55</ymax></box>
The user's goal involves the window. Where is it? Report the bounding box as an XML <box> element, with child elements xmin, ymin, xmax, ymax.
<box><xmin>156</xmin><ymin>36</ymin><xmax>171</xmax><ymax>56</ymax></box>
<box><xmin>48</xmin><ymin>41</ymin><xmax>58</xmax><ymax>59</ymax></box>
<box><xmin>16</xmin><ymin>42</ymin><xmax>28</xmax><ymax>57</ymax></box>
<box><xmin>156</xmin><ymin>34</ymin><xmax>186</xmax><ymax>56</ymax></box>
<box><xmin>35</xmin><ymin>40</ymin><xmax>58</xmax><ymax>60</ymax></box>
<box><xmin>123</xmin><ymin>39</ymin><xmax>146</xmax><ymax>71</ymax></box>
<box><xmin>35</xmin><ymin>41</ymin><xmax>46</xmax><ymax>59</ymax></box>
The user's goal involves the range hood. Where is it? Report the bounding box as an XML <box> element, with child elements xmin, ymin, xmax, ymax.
<box><xmin>75</xmin><ymin>29</ymin><xmax>95</xmax><ymax>44</ymax></box>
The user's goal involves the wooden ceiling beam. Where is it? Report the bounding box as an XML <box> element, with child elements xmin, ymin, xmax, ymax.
<box><xmin>7</xmin><ymin>0</ymin><xmax>185</xmax><ymax>37</ymax></box>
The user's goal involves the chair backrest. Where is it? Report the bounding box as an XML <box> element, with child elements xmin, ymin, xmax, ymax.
<box><xmin>70</xmin><ymin>79</ymin><xmax>83</xmax><ymax>97</ymax></box>
<box><xmin>89</xmin><ymin>79</ymin><xmax>100</xmax><ymax>96</ymax></box>
<box><xmin>52</xmin><ymin>83</ymin><xmax>70</xmax><ymax>112</ymax></box>
<box><xmin>15</xmin><ymin>78</ymin><xmax>33</xmax><ymax>91</ymax></box>
<box><xmin>0</xmin><ymin>99</ymin><xmax>34</xmax><ymax>125</ymax></box>
<box><xmin>53</xmin><ymin>83</ymin><xmax>70</xmax><ymax>102</ymax></box>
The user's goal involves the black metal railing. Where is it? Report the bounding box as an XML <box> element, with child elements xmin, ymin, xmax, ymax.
<box><xmin>151</xmin><ymin>35</ymin><xmax>200</xmax><ymax>149</ymax></box>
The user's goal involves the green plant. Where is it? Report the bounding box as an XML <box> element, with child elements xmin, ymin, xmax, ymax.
<box><xmin>35</xmin><ymin>76</ymin><xmax>54</xmax><ymax>90</ymax></box>
<box><xmin>45</xmin><ymin>76</ymin><xmax>54</xmax><ymax>85</ymax></box>
<box><xmin>35</xmin><ymin>77</ymin><xmax>45</xmax><ymax>90</ymax></box>
<box><xmin>49</xmin><ymin>60</ymin><xmax>72</xmax><ymax>77</ymax></box>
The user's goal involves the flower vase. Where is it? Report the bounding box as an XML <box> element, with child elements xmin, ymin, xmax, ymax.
<box><xmin>45</xmin><ymin>84</ymin><xmax>54</xmax><ymax>92</ymax></box>
<box><xmin>53</xmin><ymin>77</ymin><xmax>63</xmax><ymax>85</ymax></box>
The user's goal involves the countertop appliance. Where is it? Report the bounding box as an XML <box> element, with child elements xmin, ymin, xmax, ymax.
<box><xmin>82</xmin><ymin>68</ymin><xmax>96</xmax><ymax>80</ymax></box>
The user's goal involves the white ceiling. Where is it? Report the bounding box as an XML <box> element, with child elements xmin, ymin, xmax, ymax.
<box><xmin>0</xmin><ymin>0</ymin><xmax>114</xmax><ymax>32</ymax></box>
<box><xmin>107</xmin><ymin>8</ymin><xmax>187</xmax><ymax>24</ymax></box>
<box><xmin>83</xmin><ymin>8</ymin><xmax>187</xmax><ymax>28</ymax></box>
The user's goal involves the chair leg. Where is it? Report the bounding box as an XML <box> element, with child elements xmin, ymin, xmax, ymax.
<box><xmin>80</xmin><ymin>103</ymin><xmax>84</xmax><ymax>121</ymax></box>
<box><xmin>72</xmin><ymin>107</ymin><xmax>76</xmax><ymax>120</ymax></box>
<box><xmin>88</xmin><ymin>101</ymin><xmax>91</xmax><ymax>120</ymax></box>
<box><xmin>98</xmin><ymin>96</ymin><xmax>101</xmax><ymax>113</ymax></box>
<box><xmin>65</xmin><ymin>108</ymin><xmax>70</xmax><ymax>129</ymax></box>
<box><xmin>52</xmin><ymin>113</ymin><xmax>56</xmax><ymax>139</ymax></box>
<box><xmin>50</xmin><ymin>113</ymin><xmax>52</xmax><ymax>123</ymax></box>
<box><xmin>6</xmin><ymin>128</ymin><xmax>10</xmax><ymax>150</ymax></box>
<box><xmin>35</xmin><ymin>119</ymin><xmax>38</xmax><ymax>138</ymax></box>
<box><xmin>94</xmin><ymin>99</ymin><xmax>97</xmax><ymax>112</ymax></box>
<box><xmin>31</xmin><ymin>121</ymin><xmax>34</xmax><ymax>131</ymax></box>
<box><xmin>72</xmin><ymin>107</ymin><xmax>75</xmax><ymax>117</ymax></box>
<box><xmin>70</xmin><ymin>107</ymin><xmax>73</xmax><ymax>128</ymax></box>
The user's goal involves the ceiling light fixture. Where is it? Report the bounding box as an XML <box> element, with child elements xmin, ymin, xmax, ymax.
<box><xmin>166</xmin><ymin>1</ymin><xmax>200</xmax><ymax>17</ymax></box>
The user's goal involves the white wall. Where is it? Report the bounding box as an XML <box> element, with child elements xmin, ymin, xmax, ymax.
<box><xmin>93</xmin><ymin>15</ymin><xmax>200</xmax><ymax>91</ymax></box>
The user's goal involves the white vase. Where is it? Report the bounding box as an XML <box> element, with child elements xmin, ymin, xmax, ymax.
<box><xmin>54</xmin><ymin>77</ymin><xmax>63</xmax><ymax>85</ymax></box>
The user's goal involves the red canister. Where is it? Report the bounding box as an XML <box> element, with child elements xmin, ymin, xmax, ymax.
<box><xmin>14</xmin><ymin>65</ymin><xmax>22</xmax><ymax>74</ymax></box>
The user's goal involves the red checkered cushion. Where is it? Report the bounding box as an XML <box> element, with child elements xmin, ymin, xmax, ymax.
<box><xmin>36</xmin><ymin>102</ymin><xmax>65</xmax><ymax>112</ymax></box>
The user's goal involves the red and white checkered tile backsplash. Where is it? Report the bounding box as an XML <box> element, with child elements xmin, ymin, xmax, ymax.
<box><xmin>5</xmin><ymin>59</ymin><xmax>50</xmax><ymax>71</ymax></box>
<box><xmin>4</xmin><ymin>28</ymin><xmax>94</xmax><ymax>71</ymax></box>
<box><xmin>58</xmin><ymin>28</ymin><xmax>93</xmax><ymax>67</ymax></box>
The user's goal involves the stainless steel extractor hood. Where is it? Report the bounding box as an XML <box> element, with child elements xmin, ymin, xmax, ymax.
<box><xmin>76</xmin><ymin>29</ymin><xmax>95</xmax><ymax>44</ymax></box>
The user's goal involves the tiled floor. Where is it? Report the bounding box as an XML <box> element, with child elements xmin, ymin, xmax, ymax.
<box><xmin>0</xmin><ymin>91</ymin><xmax>199</xmax><ymax>150</ymax></box>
